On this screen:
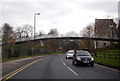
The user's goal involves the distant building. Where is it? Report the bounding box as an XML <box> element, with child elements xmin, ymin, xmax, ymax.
<box><xmin>95</xmin><ymin>19</ymin><xmax>117</xmax><ymax>39</ymax></box>
<box><xmin>94</xmin><ymin>19</ymin><xmax>117</xmax><ymax>48</ymax></box>
<box><xmin>118</xmin><ymin>20</ymin><xmax>120</xmax><ymax>39</ymax></box>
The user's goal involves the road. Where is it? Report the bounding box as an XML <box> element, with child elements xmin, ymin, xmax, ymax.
<box><xmin>3</xmin><ymin>54</ymin><xmax>120</xmax><ymax>80</ymax></box>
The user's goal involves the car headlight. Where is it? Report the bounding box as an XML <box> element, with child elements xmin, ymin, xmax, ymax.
<box><xmin>91</xmin><ymin>57</ymin><xmax>94</xmax><ymax>61</ymax></box>
<box><xmin>77</xmin><ymin>57</ymin><xmax>81</xmax><ymax>61</ymax></box>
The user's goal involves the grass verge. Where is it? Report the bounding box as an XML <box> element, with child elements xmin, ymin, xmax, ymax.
<box><xmin>94</xmin><ymin>56</ymin><xmax>120</xmax><ymax>68</ymax></box>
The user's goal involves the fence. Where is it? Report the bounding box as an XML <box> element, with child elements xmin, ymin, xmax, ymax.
<box><xmin>2</xmin><ymin>44</ymin><xmax>46</xmax><ymax>59</ymax></box>
<box><xmin>94</xmin><ymin>50</ymin><xmax>120</xmax><ymax>59</ymax></box>
<box><xmin>34</xmin><ymin>48</ymin><xmax>46</xmax><ymax>54</ymax></box>
<box><xmin>93</xmin><ymin>50</ymin><xmax>120</xmax><ymax>68</ymax></box>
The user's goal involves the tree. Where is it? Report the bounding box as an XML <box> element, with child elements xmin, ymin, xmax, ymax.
<box><xmin>65</xmin><ymin>31</ymin><xmax>79</xmax><ymax>37</ymax></box>
<box><xmin>15</xmin><ymin>24</ymin><xmax>33</xmax><ymax>38</ymax></box>
<box><xmin>22</xmin><ymin>24</ymin><xmax>33</xmax><ymax>38</ymax></box>
<box><xmin>80</xmin><ymin>23</ymin><xmax>95</xmax><ymax>50</ymax></box>
<box><xmin>48</xmin><ymin>29</ymin><xmax>58</xmax><ymax>36</ymax></box>
<box><xmin>15</xmin><ymin>27</ymin><xmax>23</xmax><ymax>38</ymax></box>
<box><xmin>81</xmin><ymin>23</ymin><xmax>94</xmax><ymax>37</ymax></box>
<box><xmin>2</xmin><ymin>23</ymin><xmax>16</xmax><ymax>44</ymax></box>
<box><xmin>39</xmin><ymin>30</ymin><xmax>45</xmax><ymax>36</ymax></box>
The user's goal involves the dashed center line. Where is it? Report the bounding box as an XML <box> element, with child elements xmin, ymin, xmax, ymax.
<box><xmin>67</xmin><ymin>67</ymin><xmax>78</xmax><ymax>76</ymax></box>
<box><xmin>61</xmin><ymin>57</ymin><xmax>78</xmax><ymax>76</ymax></box>
<box><xmin>62</xmin><ymin>62</ymin><xmax>66</xmax><ymax>66</ymax></box>
<box><xmin>61</xmin><ymin>57</ymin><xmax>63</xmax><ymax>62</ymax></box>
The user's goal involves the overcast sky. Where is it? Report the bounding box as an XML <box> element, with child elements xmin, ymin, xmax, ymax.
<box><xmin>0</xmin><ymin>0</ymin><xmax>119</xmax><ymax>34</ymax></box>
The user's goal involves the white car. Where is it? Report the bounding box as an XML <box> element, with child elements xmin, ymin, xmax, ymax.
<box><xmin>66</xmin><ymin>50</ymin><xmax>74</xmax><ymax>59</ymax></box>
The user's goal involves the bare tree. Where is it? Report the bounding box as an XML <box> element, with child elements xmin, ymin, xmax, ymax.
<box><xmin>22</xmin><ymin>24</ymin><xmax>33</xmax><ymax>38</ymax></box>
<box><xmin>65</xmin><ymin>31</ymin><xmax>79</xmax><ymax>37</ymax></box>
<box><xmin>80</xmin><ymin>23</ymin><xmax>95</xmax><ymax>50</ymax></box>
<box><xmin>2</xmin><ymin>23</ymin><xmax>16</xmax><ymax>44</ymax></box>
<box><xmin>48</xmin><ymin>29</ymin><xmax>58</xmax><ymax>36</ymax></box>
<box><xmin>81</xmin><ymin>23</ymin><xmax>94</xmax><ymax>37</ymax></box>
<box><xmin>15</xmin><ymin>24</ymin><xmax>33</xmax><ymax>39</ymax></box>
<box><xmin>15</xmin><ymin>27</ymin><xmax>23</xmax><ymax>38</ymax></box>
<box><xmin>39</xmin><ymin>30</ymin><xmax>45</xmax><ymax>36</ymax></box>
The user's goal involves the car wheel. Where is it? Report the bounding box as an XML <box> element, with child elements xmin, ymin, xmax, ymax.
<box><xmin>66</xmin><ymin>57</ymin><xmax>68</xmax><ymax>59</ymax></box>
<box><xmin>91</xmin><ymin>63</ymin><xmax>94</xmax><ymax>67</ymax></box>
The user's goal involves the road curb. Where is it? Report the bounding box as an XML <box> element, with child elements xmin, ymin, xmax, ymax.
<box><xmin>95</xmin><ymin>62</ymin><xmax>120</xmax><ymax>71</ymax></box>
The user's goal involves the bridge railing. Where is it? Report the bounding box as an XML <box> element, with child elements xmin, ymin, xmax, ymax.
<box><xmin>16</xmin><ymin>35</ymin><xmax>60</xmax><ymax>42</ymax></box>
<box><xmin>16</xmin><ymin>35</ymin><xmax>120</xmax><ymax>43</ymax></box>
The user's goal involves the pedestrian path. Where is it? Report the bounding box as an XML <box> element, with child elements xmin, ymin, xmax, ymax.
<box><xmin>2</xmin><ymin>56</ymin><xmax>45</xmax><ymax>74</ymax></box>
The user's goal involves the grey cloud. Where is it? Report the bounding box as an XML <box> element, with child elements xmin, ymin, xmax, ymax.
<box><xmin>2</xmin><ymin>2</ymin><xmax>38</xmax><ymax>26</ymax></box>
<box><xmin>1</xmin><ymin>0</ymin><xmax>118</xmax><ymax>34</ymax></box>
<box><xmin>2</xmin><ymin>1</ymin><xmax>72</xmax><ymax>27</ymax></box>
<box><xmin>34</xmin><ymin>1</ymin><xmax>72</xmax><ymax>24</ymax></box>
<box><xmin>78</xmin><ymin>2</ymin><xmax>118</xmax><ymax>15</ymax></box>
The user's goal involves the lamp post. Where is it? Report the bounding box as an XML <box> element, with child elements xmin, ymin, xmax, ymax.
<box><xmin>109</xmin><ymin>24</ymin><xmax>113</xmax><ymax>45</ymax></box>
<box><xmin>34</xmin><ymin>13</ymin><xmax>40</xmax><ymax>40</ymax></box>
<box><xmin>34</xmin><ymin>13</ymin><xmax>40</xmax><ymax>55</ymax></box>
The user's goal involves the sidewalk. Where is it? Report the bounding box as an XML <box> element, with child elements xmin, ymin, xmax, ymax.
<box><xmin>2</xmin><ymin>55</ymin><xmax>46</xmax><ymax>74</ymax></box>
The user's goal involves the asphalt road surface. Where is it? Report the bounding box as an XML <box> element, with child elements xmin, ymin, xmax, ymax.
<box><xmin>4</xmin><ymin>54</ymin><xmax>120</xmax><ymax>80</ymax></box>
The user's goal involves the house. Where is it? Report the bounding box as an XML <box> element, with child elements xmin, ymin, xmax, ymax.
<box><xmin>94</xmin><ymin>19</ymin><xmax>117</xmax><ymax>48</ymax></box>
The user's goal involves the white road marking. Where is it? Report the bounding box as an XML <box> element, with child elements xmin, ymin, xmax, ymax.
<box><xmin>67</xmin><ymin>67</ymin><xmax>78</xmax><ymax>76</ymax></box>
<box><xmin>60</xmin><ymin>55</ymin><xmax>78</xmax><ymax>76</ymax></box>
<box><xmin>61</xmin><ymin>57</ymin><xmax>63</xmax><ymax>62</ymax></box>
<box><xmin>62</xmin><ymin>62</ymin><xmax>66</xmax><ymax>66</ymax></box>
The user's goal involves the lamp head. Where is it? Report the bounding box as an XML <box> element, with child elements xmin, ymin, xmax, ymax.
<box><xmin>37</xmin><ymin>13</ymin><xmax>40</xmax><ymax>15</ymax></box>
<box><xmin>35</xmin><ymin>13</ymin><xmax>40</xmax><ymax>15</ymax></box>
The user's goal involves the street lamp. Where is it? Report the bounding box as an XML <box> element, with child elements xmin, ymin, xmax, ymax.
<box><xmin>109</xmin><ymin>24</ymin><xmax>113</xmax><ymax>45</ymax></box>
<box><xmin>33</xmin><ymin>13</ymin><xmax>40</xmax><ymax>55</ymax></box>
<box><xmin>34</xmin><ymin>13</ymin><xmax>40</xmax><ymax>40</ymax></box>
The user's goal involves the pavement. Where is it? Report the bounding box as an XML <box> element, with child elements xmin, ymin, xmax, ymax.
<box><xmin>2</xmin><ymin>54</ymin><xmax>120</xmax><ymax>80</ymax></box>
<box><xmin>2</xmin><ymin>55</ymin><xmax>47</xmax><ymax>76</ymax></box>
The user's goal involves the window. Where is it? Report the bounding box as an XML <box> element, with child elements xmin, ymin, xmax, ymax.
<box><xmin>103</xmin><ymin>43</ymin><xmax>106</xmax><ymax>46</ymax></box>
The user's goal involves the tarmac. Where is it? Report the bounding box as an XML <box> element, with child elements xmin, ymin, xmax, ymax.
<box><xmin>2</xmin><ymin>55</ymin><xmax>47</xmax><ymax>77</ymax></box>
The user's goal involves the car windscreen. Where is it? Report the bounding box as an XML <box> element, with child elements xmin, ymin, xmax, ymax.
<box><xmin>76</xmin><ymin>51</ymin><xmax>90</xmax><ymax>56</ymax></box>
<box><xmin>67</xmin><ymin>52</ymin><xmax>74</xmax><ymax>54</ymax></box>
